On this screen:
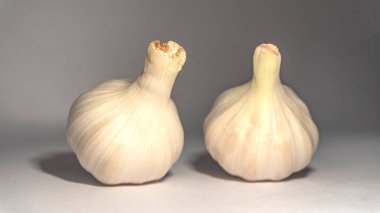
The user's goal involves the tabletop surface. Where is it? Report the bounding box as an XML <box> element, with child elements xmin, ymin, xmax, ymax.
<box><xmin>1</xmin><ymin>133</ymin><xmax>379</xmax><ymax>212</ymax></box>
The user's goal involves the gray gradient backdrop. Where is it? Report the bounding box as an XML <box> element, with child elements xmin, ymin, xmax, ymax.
<box><xmin>1</xmin><ymin>0</ymin><xmax>379</xmax><ymax>141</ymax></box>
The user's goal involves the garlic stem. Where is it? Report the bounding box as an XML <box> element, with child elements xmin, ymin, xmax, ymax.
<box><xmin>137</xmin><ymin>71</ymin><xmax>177</xmax><ymax>99</ymax></box>
<box><xmin>136</xmin><ymin>40</ymin><xmax>186</xmax><ymax>99</ymax></box>
<box><xmin>252</xmin><ymin>43</ymin><xmax>282</xmax><ymax>97</ymax></box>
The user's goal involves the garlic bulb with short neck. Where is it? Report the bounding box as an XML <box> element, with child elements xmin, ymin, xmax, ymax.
<box><xmin>204</xmin><ymin>43</ymin><xmax>319</xmax><ymax>181</ymax></box>
<box><xmin>67</xmin><ymin>40</ymin><xmax>186</xmax><ymax>185</ymax></box>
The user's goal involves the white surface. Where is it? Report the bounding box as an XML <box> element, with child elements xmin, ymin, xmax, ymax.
<box><xmin>1</xmin><ymin>133</ymin><xmax>380</xmax><ymax>212</ymax></box>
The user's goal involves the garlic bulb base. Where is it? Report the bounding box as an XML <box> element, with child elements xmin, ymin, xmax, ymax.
<box><xmin>67</xmin><ymin>41</ymin><xmax>186</xmax><ymax>185</ymax></box>
<box><xmin>204</xmin><ymin>43</ymin><xmax>318</xmax><ymax>182</ymax></box>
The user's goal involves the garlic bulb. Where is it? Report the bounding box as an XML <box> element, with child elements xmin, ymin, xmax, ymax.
<box><xmin>67</xmin><ymin>40</ymin><xmax>186</xmax><ymax>185</ymax></box>
<box><xmin>204</xmin><ymin>43</ymin><xmax>318</xmax><ymax>181</ymax></box>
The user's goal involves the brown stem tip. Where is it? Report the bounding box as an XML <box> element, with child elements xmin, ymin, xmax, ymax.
<box><xmin>147</xmin><ymin>40</ymin><xmax>186</xmax><ymax>71</ymax></box>
<box><xmin>149</xmin><ymin>40</ymin><xmax>186</xmax><ymax>60</ymax></box>
<box><xmin>257</xmin><ymin>43</ymin><xmax>280</xmax><ymax>56</ymax></box>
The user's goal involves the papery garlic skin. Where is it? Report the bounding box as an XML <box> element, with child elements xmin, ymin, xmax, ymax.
<box><xmin>204</xmin><ymin>43</ymin><xmax>318</xmax><ymax>181</ymax></box>
<box><xmin>67</xmin><ymin>41</ymin><xmax>186</xmax><ymax>185</ymax></box>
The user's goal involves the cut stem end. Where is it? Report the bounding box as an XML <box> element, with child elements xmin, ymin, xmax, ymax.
<box><xmin>147</xmin><ymin>40</ymin><xmax>187</xmax><ymax>71</ymax></box>
<box><xmin>258</xmin><ymin>43</ymin><xmax>280</xmax><ymax>56</ymax></box>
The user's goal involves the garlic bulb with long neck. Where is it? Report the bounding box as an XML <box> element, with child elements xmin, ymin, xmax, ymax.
<box><xmin>204</xmin><ymin>43</ymin><xmax>319</xmax><ymax>181</ymax></box>
<box><xmin>67</xmin><ymin>40</ymin><xmax>186</xmax><ymax>185</ymax></box>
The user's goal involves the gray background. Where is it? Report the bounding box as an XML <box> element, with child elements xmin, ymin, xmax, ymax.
<box><xmin>1</xmin><ymin>0</ymin><xmax>379</xmax><ymax>140</ymax></box>
<box><xmin>1</xmin><ymin>1</ymin><xmax>380</xmax><ymax>212</ymax></box>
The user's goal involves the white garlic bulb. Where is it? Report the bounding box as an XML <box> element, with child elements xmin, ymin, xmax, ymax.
<box><xmin>67</xmin><ymin>40</ymin><xmax>186</xmax><ymax>185</ymax></box>
<box><xmin>204</xmin><ymin>43</ymin><xmax>319</xmax><ymax>181</ymax></box>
